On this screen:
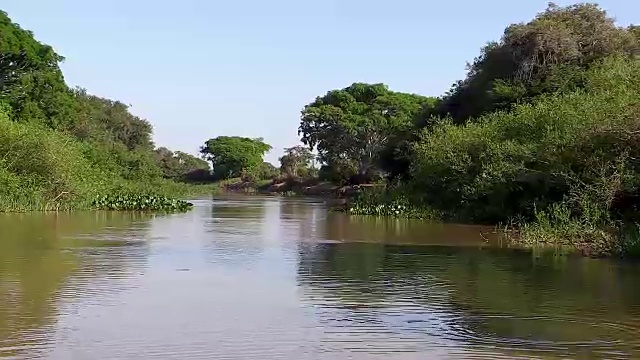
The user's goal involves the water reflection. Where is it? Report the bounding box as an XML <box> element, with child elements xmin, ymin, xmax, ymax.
<box><xmin>319</xmin><ymin>214</ymin><xmax>500</xmax><ymax>246</ymax></box>
<box><xmin>0</xmin><ymin>196</ymin><xmax>639</xmax><ymax>359</ymax></box>
<box><xmin>0</xmin><ymin>211</ymin><xmax>153</xmax><ymax>359</ymax></box>
<box><xmin>297</xmin><ymin>242</ymin><xmax>640</xmax><ymax>358</ymax></box>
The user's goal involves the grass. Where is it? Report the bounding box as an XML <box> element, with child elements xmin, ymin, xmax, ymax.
<box><xmin>505</xmin><ymin>201</ymin><xmax>640</xmax><ymax>258</ymax></box>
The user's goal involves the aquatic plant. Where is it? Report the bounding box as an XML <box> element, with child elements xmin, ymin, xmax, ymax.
<box><xmin>507</xmin><ymin>197</ymin><xmax>640</xmax><ymax>258</ymax></box>
<box><xmin>343</xmin><ymin>189</ymin><xmax>440</xmax><ymax>220</ymax></box>
<box><xmin>91</xmin><ymin>194</ymin><xmax>193</xmax><ymax>212</ymax></box>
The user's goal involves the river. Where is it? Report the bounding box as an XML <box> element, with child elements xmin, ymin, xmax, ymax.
<box><xmin>1</xmin><ymin>195</ymin><xmax>639</xmax><ymax>359</ymax></box>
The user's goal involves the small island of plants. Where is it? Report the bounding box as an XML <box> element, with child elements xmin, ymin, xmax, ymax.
<box><xmin>91</xmin><ymin>194</ymin><xmax>193</xmax><ymax>212</ymax></box>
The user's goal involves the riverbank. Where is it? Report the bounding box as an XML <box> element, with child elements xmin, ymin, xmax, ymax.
<box><xmin>340</xmin><ymin>188</ymin><xmax>640</xmax><ymax>259</ymax></box>
<box><xmin>217</xmin><ymin>177</ymin><xmax>383</xmax><ymax>198</ymax></box>
<box><xmin>213</xmin><ymin>177</ymin><xmax>640</xmax><ymax>259</ymax></box>
<box><xmin>0</xmin><ymin>179</ymin><xmax>221</xmax><ymax>213</ymax></box>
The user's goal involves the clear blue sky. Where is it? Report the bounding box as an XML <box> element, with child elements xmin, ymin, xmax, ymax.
<box><xmin>3</xmin><ymin>1</ymin><xmax>637</xmax><ymax>164</ymax></box>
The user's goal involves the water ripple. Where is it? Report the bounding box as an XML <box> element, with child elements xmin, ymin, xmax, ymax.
<box><xmin>1</xmin><ymin>196</ymin><xmax>639</xmax><ymax>359</ymax></box>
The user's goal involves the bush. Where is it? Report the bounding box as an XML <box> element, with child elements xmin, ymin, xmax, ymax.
<box><xmin>0</xmin><ymin>106</ymin><xmax>210</xmax><ymax>212</ymax></box>
<box><xmin>409</xmin><ymin>56</ymin><xmax>640</xmax><ymax>224</ymax></box>
<box><xmin>0</xmin><ymin>107</ymin><xmax>111</xmax><ymax>210</ymax></box>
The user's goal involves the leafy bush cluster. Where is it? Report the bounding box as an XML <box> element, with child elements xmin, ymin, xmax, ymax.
<box><xmin>406</xmin><ymin>56</ymin><xmax>640</xmax><ymax>256</ymax></box>
<box><xmin>410</xmin><ymin>57</ymin><xmax>639</xmax><ymax>221</ymax></box>
<box><xmin>0</xmin><ymin>107</ymin><xmax>107</xmax><ymax>211</ymax></box>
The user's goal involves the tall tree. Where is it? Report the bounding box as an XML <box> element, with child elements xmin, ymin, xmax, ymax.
<box><xmin>154</xmin><ymin>147</ymin><xmax>210</xmax><ymax>180</ymax></box>
<box><xmin>71</xmin><ymin>88</ymin><xmax>154</xmax><ymax>150</ymax></box>
<box><xmin>200</xmin><ymin>136</ymin><xmax>272</xmax><ymax>179</ymax></box>
<box><xmin>279</xmin><ymin>145</ymin><xmax>314</xmax><ymax>178</ymax></box>
<box><xmin>432</xmin><ymin>3</ymin><xmax>639</xmax><ymax>123</ymax></box>
<box><xmin>0</xmin><ymin>11</ymin><xmax>75</xmax><ymax>129</ymax></box>
<box><xmin>299</xmin><ymin>83</ymin><xmax>434</xmax><ymax>183</ymax></box>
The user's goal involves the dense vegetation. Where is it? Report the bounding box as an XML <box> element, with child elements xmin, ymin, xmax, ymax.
<box><xmin>299</xmin><ymin>83</ymin><xmax>435</xmax><ymax>183</ymax></box>
<box><xmin>199</xmin><ymin>136</ymin><xmax>276</xmax><ymax>181</ymax></box>
<box><xmin>297</xmin><ymin>3</ymin><xmax>640</xmax><ymax>257</ymax></box>
<box><xmin>0</xmin><ymin>10</ymin><xmax>213</xmax><ymax>211</ymax></box>
<box><xmin>3</xmin><ymin>3</ymin><xmax>640</xmax><ymax>256</ymax></box>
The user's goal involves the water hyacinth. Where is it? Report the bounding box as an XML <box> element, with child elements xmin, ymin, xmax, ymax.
<box><xmin>344</xmin><ymin>194</ymin><xmax>439</xmax><ymax>220</ymax></box>
<box><xmin>91</xmin><ymin>194</ymin><xmax>193</xmax><ymax>212</ymax></box>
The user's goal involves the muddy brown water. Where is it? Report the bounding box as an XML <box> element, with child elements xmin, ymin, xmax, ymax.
<box><xmin>1</xmin><ymin>195</ymin><xmax>639</xmax><ymax>359</ymax></box>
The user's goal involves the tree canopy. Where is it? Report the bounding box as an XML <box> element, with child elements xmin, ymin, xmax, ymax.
<box><xmin>431</xmin><ymin>3</ymin><xmax>640</xmax><ymax>124</ymax></box>
<box><xmin>200</xmin><ymin>136</ymin><xmax>272</xmax><ymax>180</ymax></box>
<box><xmin>0</xmin><ymin>11</ymin><xmax>75</xmax><ymax>129</ymax></box>
<box><xmin>154</xmin><ymin>147</ymin><xmax>210</xmax><ymax>180</ymax></box>
<box><xmin>279</xmin><ymin>145</ymin><xmax>315</xmax><ymax>178</ymax></box>
<box><xmin>299</xmin><ymin>83</ymin><xmax>435</xmax><ymax>183</ymax></box>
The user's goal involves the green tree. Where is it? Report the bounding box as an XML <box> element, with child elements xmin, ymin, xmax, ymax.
<box><xmin>299</xmin><ymin>83</ymin><xmax>433</xmax><ymax>183</ymax></box>
<box><xmin>432</xmin><ymin>3</ymin><xmax>639</xmax><ymax>123</ymax></box>
<box><xmin>246</xmin><ymin>161</ymin><xmax>279</xmax><ymax>182</ymax></box>
<box><xmin>69</xmin><ymin>88</ymin><xmax>161</xmax><ymax>180</ymax></box>
<box><xmin>279</xmin><ymin>145</ymin><xmax>314</xmax><ymax>178</ymax></box>
<box><xmin>154</xmin><ymin>147</ymin><xmax>210</xmax><ymax>180</ymax></box>
<box><xmin>409</xmin><ymin>56</ymin><xmax>640</xmax><ymax>224</ymax></box>
<box><xmin>0</xmin><ymin>11</ymin><xmax>76</xmax><ymax>129</ymax></box>
<box><xmin>71</xmin><ymin>88</ymin><xmax>154</xmax><ymax>150</ymax></box>
<box><xmin>200</xmin><ymin>136</ymin><xmax>272</xmax><ymax>179</ymax></box>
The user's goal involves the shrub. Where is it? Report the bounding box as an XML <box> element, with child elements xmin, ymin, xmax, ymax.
<box><xmin>0</xmin><ymin>108</ymin><xmax>110</xmax><ymax>210</ymax></box>
<box><xmin>409</xmin><ymin>56</ymin><xmax>640</xmax><ymax>224</ymax></box>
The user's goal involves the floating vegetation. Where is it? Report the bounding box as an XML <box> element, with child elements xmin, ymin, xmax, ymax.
<box><xmin>343</xmin><ymin>194</ymin><xmax>440</xmax><ymax>220</ymax></box>
<box><xmin>91</xmin><ymin>194</ymin><xmax>193</xmax><ymax>212</ymax></box>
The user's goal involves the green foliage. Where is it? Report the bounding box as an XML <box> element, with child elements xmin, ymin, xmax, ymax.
<box><xmin>345</xmin><ymin>188</ymin><xmax>440</xmax><ymax>219</ymax></box>
<box><xmin>154</xmin><ymin>147</ymin><xmax>210</xmax><ymax>181</ymax></box>
<box><xmin>91</xmin><ymin>194</ymin><xmax>193</xmax><ymax>212</ymax></box>
<box><xmin>69</xmin><ymin>89</ymin><xmax>171</xmax><ymax>181</ymax></box>
<box><xmin>432</xmin><ymin>3</ymin><xmax>639</xmax><ymax>123</ymax></box>
<box><xmin>409</xmin><ymin>56</ymin><xmax>639</xmax><ymax>223</ymax></box>
<box><xmin>70</xmin><ymin>88</ymin><xmax>154</xmax><ymax>149</ymax></box>
<box><xmin>299</xmin><ymin>83</ymin><xmax>435</xmax><ymax>183</ymax></box>
<box><xmin>0</xmin><ymin>11</ymin><xmax>207</xmax><ymax>212</ymax></box>
<box><xmin>279</xmin><ymin>145</ymin><xmax>315</xmax><ymax>178</ymax></box>
<box><xmin>0</xmin><ymin>107</ymin><xmax>110</xmax><ymax>211</ymax></box>
<box><xmin>405</xmin><ymin>56</ymin><xmax>640</xmax><ymax>256</ymax></box>
<box><xmin>514</xmin><ymin>200</ymin><xmax>640</xmax><ymax>258</ymax></box>
<box><xmin>515</xmin><ymin>201</ymin><xmax>617</xmax><ymax>257</ymax></box>
<box><xmin>253</xmin><ymin>162</ymin><xmax>280</xmax><ymax>181</ymax></box>
<box><xmin>200</xmin><ymin>136</ymin><xmax>272</xmax><ymax>180</ymax></box>
<box><xmin>0</xmin><ymin>11</ymin><xmax>76</xmax><ymax>129</ymax></box>
<box><xmin>630</xmin><ymin>24</ymin><xmax>640</xmax><ymax>51</ymax></box>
